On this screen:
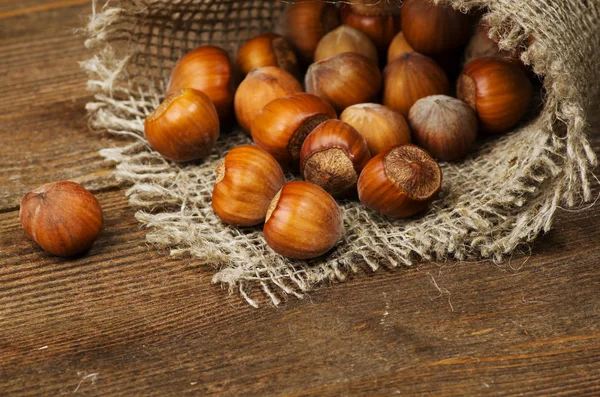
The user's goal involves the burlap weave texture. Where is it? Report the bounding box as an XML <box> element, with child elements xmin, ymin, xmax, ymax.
<box><xmin>83</xmin><ymin>0</ymin><xmax>599</xmax><ymax>307</ymax></box>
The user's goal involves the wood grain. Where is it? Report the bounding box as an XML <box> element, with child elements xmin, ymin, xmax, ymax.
<box><xmin>0</xmin><ymin>1</ymin><xmax>118</xmax><ymax>210</ymax></box>
<box><xmin>0</xmin><ymin>1</ymin><xmax>599</xmax><ymax>396</ymax></box>
<box><xmin>0</xmin><ymin>0</ymin><xmax>90</xmax><ymax>19</ymax></box>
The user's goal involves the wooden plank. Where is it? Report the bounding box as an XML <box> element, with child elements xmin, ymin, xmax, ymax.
<box><xmin>0</xmin><ymin>0</ymin><xmax>90</xmax><ymax>18</ymax></box>
<box><xmin>0</xmin><ymin>1</ymin><xmax>117</xmax><ymax>210</ymax></box>
<box><xmin>1</xmin><ymin>190</ymin><xmax>599</xmax><ymax>396</ymax></box>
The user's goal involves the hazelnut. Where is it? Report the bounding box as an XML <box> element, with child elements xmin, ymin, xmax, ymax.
<box><xmin>236</xmin><ymin>33</ymin><xmax>299</xmax><ymax>76</ymax></box>
<box><xmin>340</xmin><ymin>103</ymin><xmax>412</xmax><ymax>156</ymax></box>
<box><xmin>305</xmin><ymin>52</ymin><xmax>382</xmax><ymax>113</ymax></box>
<box><xmin>144</xmin><ymin>88</ymin><xmax>219</xmax><ymax>162</ymax></box>
<box><xmin>167</xmin><ymin>45</ymin><xmax>234</xmax><ymax>120</ymax></box>
<box><xmin>457</xmin><ymin>57</ymin><xmax>532</xmax><ymax>133</ymax></box>
<box><xmin>408</xmin><ymin>95</ymin><xmax>478</xmax><ymax>161</ymax></box>
<box><xmin>383</xmin><ymin>52</ymin><xmax>450</xmax><ymax>117</ymax></box>
<box><xmin>340</xmin><ymin>1</ymin><xmax>401</xmax><ymax>53</ymax></box>
<box><xmin>314</xmin><ymin>25</ymin><xmax>378</xmax><ymax>64</ymax></box>
<box><xmin>401</xmin><ymin>0</ymin><xmax>472</xmax><ymax>56</ymax></box>
<box><xmin>358</xmin><ymin>144</ymin><xmax>442</xmax><ymax>218</ymax></box>
<box><xmin>465</xmin><ymin>22</ymin><xmax>524</xmax><ymax>68</ymax></box>
<box><xmin>234</xmin><ymin>66</ymin><xmax>302</xmax><ymax>132</ymax></box>
<box><xmin>387</xmin><ymin>32</ymin><xmax>415</xmax><ymax>63</ymax></box>
<box><xmin>212</xmin><ymin>145</ymin><xmax>285</xmax><ymax>227</ymax></box>
<box><xmin>281</xmin><ymin>2</ymin><xmax>341</xmax><ymax>61</ymax></box>
<box><xmin>264</xmin><ymin>181</ymin><xmax>344</xmax><ymax>259</ymax></box>
<box><xmin>20</xmin><ymin>181</ymin><xmax>103</xmax><ymax>257</ymax></box>
<box><xmin>251</xmin><ymin>93</ymin><xmax>337</xmax><ymax>167</ymax></box>
<box><xmin>300</xmin><ymin>119</ymin><xmax>371</xmax><ymax>198</ymax></box>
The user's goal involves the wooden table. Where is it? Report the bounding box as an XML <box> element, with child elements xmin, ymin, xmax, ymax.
<box><xmin>1</xmin><ymin>1</ymin><xmax>599</xmax><ymax>395</ymax></box>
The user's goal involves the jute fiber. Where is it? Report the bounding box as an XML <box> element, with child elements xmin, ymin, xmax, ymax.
<box><xmin>83</xmin><ymin>0</ymin><xmax>599</xmax><ymax>307</ymax></box>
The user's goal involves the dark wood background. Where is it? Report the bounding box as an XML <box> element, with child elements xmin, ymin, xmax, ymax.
<box><xmin>1</xmin><ymin>1</ymin><xmax>599</xmax><ymax>395</ymax></box>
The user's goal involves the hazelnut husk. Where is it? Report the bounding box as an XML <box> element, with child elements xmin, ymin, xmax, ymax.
<box><xmin>314</xmin><ymin>25</ymin><xmax>378</xmax><ymax>65</ymax></box>
<box><xmin>305</xmin><ymin>52</ymin><xmax>382</xmax><ymax>113</ymax></box>
<box><xmin>281</xmin><ymin>2</ymin><xmax>341</xmax><ymax>61</ymax></box>
<box><xmin>400</xmin><ymin>0</ymin><xmax>472</xmax><ymax>56</ymax></box>
<box><xmin>167</xmin><ymin>45</ymin><xmax>235</xmax><ymax>120</ymax></box>
<box><xmin>387</xmin><ymin>32</ymin><xmax>415</xmax><ymax>63</ymax></box>
<box><xmin>358</xmin><ymin>144</ymin><xmax>442</xmax><ymax>218</ymax></box>
<box><xmin>264</xmin><ymin>181</ymin><xmax>344</xmax><ymax>259</ymax></box>
<box><xmin>383</xmin><ymin>52</ymin><xmax>450</xmax><ymax>117</ymax></box>
<box><xmin>340</xmin><ymin>103</ymin><xmax>412</xmax><ymax>156</ymax></box>
<box><xmin>212</xmin><ymin>145</ymin><xmax>286</xmax><ymax>227</ymax></box>
<box><xmin>251</xmin><ymin>93</ymin><xmax>337</xmax><ymax>167</ymax></box>
<box><xmin>236</xmin><ymin>33</ymin><xmax>299</xmax><ymax>77</ymax></box>
<box><xmin>457</xmin><ymin>56</ymin><xmax>533</xmax><ymax>134</ymax></box>
<box><xmin>408</xmin><ymin>95</ymin><xmax>478</xmax><ymax>161</ymax></box>
<box><xmin>300</xmin><ymin>119</ymin><xmax>372</xmax><ymax>198</ymax></box>
<box><xmin>340</xmin><ymin>1</ymin><xmax>401</xmax><ymax>53</ymax></box>
<box><xmin>20</xmin><ymin>181</ymin><xmax>103</xmax><ymax>257</ymax></box>
<box><xmin>234</xmin><ymin>66</ymin><xmax>303</xmax><ymax>132</ymax></box>
<box><xmin>144</xmin><ymin>88</ymin><xmax>220</xmax><ymax>162</ymax></box>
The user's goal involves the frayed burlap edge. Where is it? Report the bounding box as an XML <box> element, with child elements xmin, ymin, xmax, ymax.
<box><xmin>82</xmin><ymin>0</ymin><xmax>599</xmax><ymax>307</ymax></box>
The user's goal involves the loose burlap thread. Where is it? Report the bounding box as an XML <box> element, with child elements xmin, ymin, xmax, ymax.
<box><xmin>83</xmin><ymin>0</ymin><xmax>599</xmax><ymax>307</ymax></box>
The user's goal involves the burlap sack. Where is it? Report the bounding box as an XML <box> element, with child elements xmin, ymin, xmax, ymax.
<box><xmin>83</xmin><ymin>0</ymin><xmax>599</xmax><ymax>307</ymax></box>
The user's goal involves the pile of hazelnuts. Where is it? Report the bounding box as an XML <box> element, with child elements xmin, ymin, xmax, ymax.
<box><xmin>20</xmin><ymin>0</ymin><xmax>535</xmax><ymax>260</ymax></box>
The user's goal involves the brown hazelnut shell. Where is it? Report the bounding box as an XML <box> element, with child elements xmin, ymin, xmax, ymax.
<box><xmin>465</xmin><ymin>22</ymin><xmax>523</xmax><ymax>67</ymax></box>
<box><xmin>314</xmin><ymin>25</ymin><xmax>378</xmax><ymax>65</ymax></box>
<box><xmin>20</xmin><ymin>181</ymin><xmax>103</xmax><ymax>257</ymax></box>
<box><xmin>264</xmin><ymin>181</ymin><xmax>344</xmax><ymax>259</ymax></box>
<box><xmin>408</xmin><ymin>95</ymin><xmax>478</xmax><ymax>161</ymax></box>
<box><xmin>401</xmin><ymin>0</ymin><xmax>472</xmax><ymax>56</ymax></box>
<box><xmin>305</xmin><ymin>52</ymin><xmax>382</xmax><ymax>113</ymax></box>
<box><xmin>358</xmin><ymin>144</ymin><xmax>442</xmax><ymax>218</ymax></box>
<box><xmin>281</xmin><ymin>2</ymin><xmax>341</xmax><ymax>61</ymax></box>
<box><xmin>387</xmin><ymin>32</ymin><xmax>415</xmax><ymax>63</ymax></box>
<box><xmin>300</xmin><ymin>119</ymin><xmax>372</xmax><ymax>198</ymax></box>
<box><xmin>383</xmin><ymin>52</ymin><xmax>450</xmax><ymax>117</ymax></box>
<box><xmin>340</xmin><ymin>103</ymin><xmax>412</xmax><ymax>156</ymax></box>
<box><xmin>251</xmin><ymin>93</ymin><xmax>337</xmax><ymax>167</ymax></box>
<box><xmin>340</xmin><ymin>2</ymin><xmax>401</xmax><ymax>52</ymax></box>
<box><xmin>457</xmin><ymin>57</ymin><xmax>533</xmax><ymax>134</ymax></box>
<box><xmin>236</xmin><ymin>33</ymin><xmax>299</xmax><ymax>76</ymax></box>
<box><xmin>234</xmin><ymin>66</ymin><xmax>303</xmax><ymax>132</ymax></box>
<box><xmin>167</xmin><ymin>45</ymin><xmax>235</xmax><ymax>120</ymax></box>
<box><xmin>212</xmin><ymin>145</ymin><xmax>285</xmax><ymax>227</ymax></box>
<box><xmin>145</xmin><ymin>88</ymin><xmax>220</xmax><ymax>162</ymax></box>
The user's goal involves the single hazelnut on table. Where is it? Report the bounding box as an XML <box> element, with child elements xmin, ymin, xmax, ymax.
<box><xmin>358</xmin><ymin>144</ymin><xmax>442</xmax><ymax>218</ymax></box>
<box><xmin>144</xmin><ymin>88</ymin><xmax>220</xmax><ymax>162</ymax></box>
<box><xmin>383</xmin><ymin>52</ymin><xmax>450</xmax><ymax>117</ymax></box>
<box><xmin>234</xmin><ymin>66</ymin><xmax>302</xmax><ymax>132</ymax></box>
<box><xmin>340</xmin><ymin>103</ymin><xmax>412</xmax><ymax>156</ymax></box>
<box><xmin>264</xmin><ymin>181</ymin><xmax>344</xmax><ymax>259</ymax></box>
<box><xmin>387</xmin><ymin>32</ymin><xmax>415</xmax><ymax>63</ymax></box>
<box><xmin>281</xmin><ymin>2</ymin><xmax>341</xmax><ymax>61</ymax></box>
<box><xmin>400</xmin><ymin>0</ymin><xmax>472</xmax><ymax>56</ymax></box>
<box><xmin>314</xmin><ymin>25</ymin><xmax>378</xmax><ymax>65</ymax></box>
<box><xmin>20</xmin><ymin>181</ymin><xmax>103</xmax><ymax>257</ymax></box>
<box><xmin>167</xmin><ymin>45</ymin><xmax>234</xmax><ymax>120</ymax></box>
<box><xmin>305</xmin><ymin>52</ymin><xmax>382</xmax><ymax>113</ymax></box>
<box><xmin>236</xmin><ymin>32</ymin><xmax>299</xmax><ymax>77</ymax></box>
<box><xmin>408</xmin><ymin>95</ymin><xmax>478</xmax><ymax>161</ymax></box>
<box><xmin>212</xmin><ymin>145</ymin><xmax>286</xmax><ymax>227</ymax></box>
<box><xmin>457</xmin><ymin>56</ymin><xmax>533</xmax><ymax>134</ymax></box>
<box><xmin>251</xmin><ymin>93</ymin><xmax>337</xmax><ymax>167</ymax></box>
<box><xmin>300</xmin><ymin>119</ymin><xmax>372</xmax><ymax>198</ymax></box>
<box><xmin>340</xmin><ymin>0</ymin><xmax>401</xmax><ymax>53</ymax></box>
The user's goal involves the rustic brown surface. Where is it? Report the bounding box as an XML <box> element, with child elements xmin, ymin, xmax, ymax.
<box><xmin>1</xmin><ymin>1</ymin><xmax>599</xmax><ymax>396</ymax></box>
